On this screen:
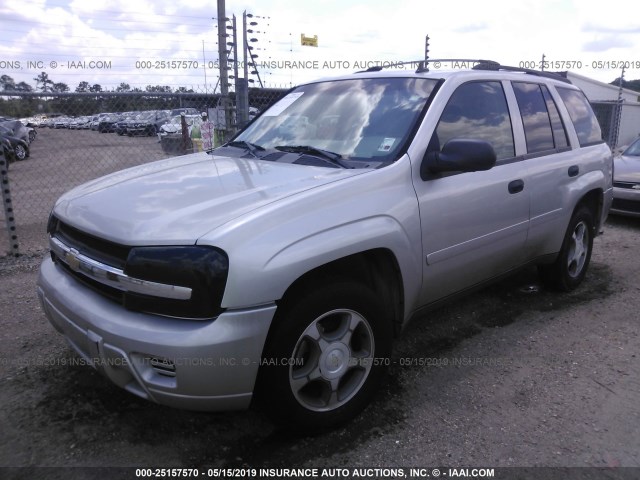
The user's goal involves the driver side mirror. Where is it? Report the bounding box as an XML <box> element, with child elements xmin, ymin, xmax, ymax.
<box><xmin>421</xmin><ymin>139</ymin><xmax>497</xmax><ymax>180</ymax></box>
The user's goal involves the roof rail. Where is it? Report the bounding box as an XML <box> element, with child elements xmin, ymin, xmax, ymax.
<box><xmin>475</xmin><ymin>63</ymin><xmax>572</xmax><ymax>84</ymax></box>
<box><xmin>354</xmin><ymin>58</ymin><xmax>573</xmax><ymax>83</ymax></box>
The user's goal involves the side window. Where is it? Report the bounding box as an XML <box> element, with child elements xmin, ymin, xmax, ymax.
<box><xmin>556</xmin><ymin>87</ymin><xmax>603</xmax><ymax>146</ymax></box>
<box><xmin>512</xmin><ymin>82</ymin><xmax>554</xmax><ymax>153</ymax></box>
<box><xmin>541</xmin><ymin>85</ymin><xmax>569</xmax><ymax>149</ymax></box>
<box><xmin>432</xmin><ymin>81</ymin><xmax>515</xmax><ymax>161</ymax></box>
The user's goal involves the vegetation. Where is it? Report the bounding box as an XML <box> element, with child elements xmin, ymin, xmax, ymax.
<box><xmin>0</xmin><ymin>73</ymin><xmax>207</xmax><ymax>117</ymax></box>
<box><xmin>609</xmin><ymin>78</ymin><xmax>640</xmax><ymax>93</ymax></box>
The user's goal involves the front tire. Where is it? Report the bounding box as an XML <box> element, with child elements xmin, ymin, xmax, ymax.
<box><xmin>256</xmin><ymin>281</ymin><xmax>392</xmax><ymax>430</ymax></box>
<box><xmin>539</xmin><ymin>205</ymin><xmax>594</xmax><ymax>291</ymax></box>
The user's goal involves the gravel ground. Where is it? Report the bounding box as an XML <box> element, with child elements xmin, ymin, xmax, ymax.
<box><xmin>0</xmin><ymin>215</ymin><xmax>639</xmax><ymax>479</ymax></box>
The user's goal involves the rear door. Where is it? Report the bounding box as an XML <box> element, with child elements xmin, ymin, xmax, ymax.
<box><xmin>513</xmin><ymin>82</ymin><xmax>605</xmax><ymax>258</ymax></box>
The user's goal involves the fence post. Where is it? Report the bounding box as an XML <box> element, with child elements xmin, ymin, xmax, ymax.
<box><xmin>0</xmin><ymin>151</ymin><xmax>20</xmax><ymax>257</ymax></box>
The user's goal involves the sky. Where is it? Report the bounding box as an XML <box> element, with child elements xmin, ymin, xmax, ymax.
<box><xmin>0</xmin><ymin>0</ymin><xmax>638</xmax><ymax>94</ymax></box>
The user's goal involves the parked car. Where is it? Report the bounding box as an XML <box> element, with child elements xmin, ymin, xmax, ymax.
<box><xmin>0</xmin><ymin>120</ymin><xmax>31</xmax><ymax>144</ymax></box>
<box><xmin>611</xmin><ymin>137</ymin><xmax>640</xmax><ymax>217</ymax></box>
<box><xmin>54</xmin><ymin>117</ymin><xmax>72</xmax><ymax>129</ymax></box>
<box><xmin>158</xmin><ymin>114</ymin><xmax>203</xmax><ymax>136</ymax></box>
<box><xmin>98</xmin><ymin>114</ymin><xmax>123</xmax><ymax>133</ymax></box>
<box><xmin>127</xmin><ymin>110</ymin><xmax>172</xmax><ymax>136</ymax></box>
<box><xmin>38</xmin><ymin>60</ymin><xmax>613</xmax><ymax>430</ymax></box>
<box><xmin>114</xmin><ymin>113</ymin><xmax>137</xmax><ymax>135</ymax></box>
<box><xmin>70</xmin><ymin>116</ymin><xmax>92</xmax><ymax>130</ymax></box>
<box><xmin>0</xmin><ymin>125</ymin><xmax>29</xmax><ymax>161</ymax></box>
<box><xmin>91</xmin><ymin>114</ymin><xmax>109</xmax><ymax>131</ymax></box>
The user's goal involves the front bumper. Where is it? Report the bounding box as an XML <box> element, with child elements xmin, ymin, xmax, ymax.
<box><xmin>611</xmin><ymin>187</ymin><xmax>640</xmax><ymax>218</ymax></box>
<box><xmin>37</xmin><ymin>257</ymin><xmax>276</xmax><ymax>411</ymax></box>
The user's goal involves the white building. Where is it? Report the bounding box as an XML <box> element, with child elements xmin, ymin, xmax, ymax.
<box><xmin>562</xmin><ymin>71</ymin><xmax>640</xmax><ymax>150</ymax></box>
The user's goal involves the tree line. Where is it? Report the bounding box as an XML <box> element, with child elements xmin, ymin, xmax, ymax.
<box><xmin>0</xmin><ymin>72</ymin><xmax>195</xmax><ymax>94</ymax></box>
<box><xmin>0</xmin><ymin>72</ymin><xmax>207</xmax><ymax>118</ymax></box>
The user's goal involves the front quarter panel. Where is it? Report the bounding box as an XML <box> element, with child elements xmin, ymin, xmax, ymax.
<box><xmin>198</xmin><ymin>157</ymin><xmax>423</xmax><ymax>318</ymax></box>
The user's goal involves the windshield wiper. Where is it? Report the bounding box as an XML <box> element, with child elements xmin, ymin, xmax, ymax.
<box><xmin>274</xmin><ymin>145</ymin><xmax>352</xmax><ymax>169</ymax></box>
<box><xmin>222</xmin><ymin>140</ymin><xmax>265</xmax><ymax>158</ymax></box>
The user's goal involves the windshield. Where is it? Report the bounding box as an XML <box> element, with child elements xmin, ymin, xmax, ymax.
<box><xmin>234</xmin><ymin>77</ymin><xmax>438</xmax><ymax>163</ymax></box>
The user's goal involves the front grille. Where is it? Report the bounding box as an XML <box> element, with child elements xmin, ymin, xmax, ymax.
<box><xmin>58</xmin><ymin>260</ymin><xmax>124</xmax><ymax>305</ymax></box>
<box><xmin>49</xmin><ymin>217</ymin><xmax>130</xmax><ymax>269</ymax></box>
<box><xmin>49</xmin><ymin>216</ymin><xmax>130</xmax><ymax>306</ymax></box>
<box><xmin>611</xmin><ymin>198</ymin><xmax>640</xmax><ymax>213</ymax></box>
<box><xmin>48</xmin><ymin>215</ymin><xmax>227</xmax><ymax>320</ymax></box>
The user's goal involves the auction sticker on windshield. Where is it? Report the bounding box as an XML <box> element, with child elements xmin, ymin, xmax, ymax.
<box><xmin>378</xmin><ymin>138</ymin><xmax>396</xmax><ymax>152</ymax></box>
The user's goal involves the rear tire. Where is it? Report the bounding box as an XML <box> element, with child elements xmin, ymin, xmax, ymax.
<box><xmin>538</xmin><ymin>205</ymin><xmax>594</xmax><ymax>291</ymax></box>
<box><xmin>256</xmin><ymin>280</ymin><xmax>392</xmax><ymax>430</ymax></box>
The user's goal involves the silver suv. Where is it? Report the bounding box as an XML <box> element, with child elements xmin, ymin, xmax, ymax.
<box><xmin>37</xmin><ymin>61</ymin><xmax>613</xmax><ymax>429</ymax></box>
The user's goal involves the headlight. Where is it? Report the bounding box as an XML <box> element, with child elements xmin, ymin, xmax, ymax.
<box><xmin>124</xmin><ymin>246</ymin><xmax>229</xmax><ymax>319</ymax></box>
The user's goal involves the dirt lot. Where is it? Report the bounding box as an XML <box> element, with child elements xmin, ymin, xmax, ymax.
<box><xmin>0</xmin><ymin>213</ymin><xmax>639</xmax><ymax>478</ymax></box>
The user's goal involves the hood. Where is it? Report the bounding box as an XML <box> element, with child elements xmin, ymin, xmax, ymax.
<box><xmin>614</xmin><ymin>154</ymin><xmax>640</xmax><ymax>183</ymax></box>
<box><xmin>53</xmin><ymin>152</ymin><xmax>366</xmax><ymax>245</ymax></box>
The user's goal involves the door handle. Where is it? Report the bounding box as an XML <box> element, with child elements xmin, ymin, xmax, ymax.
<box><xmin>508</xmin><ymin>179</ymin><xmax>524</xmax><ymax>194</ymax></box>
<box><xmin>568</xmin><ymin>165</ymin><xmax>579</xmax><ymax>177</ymax></box>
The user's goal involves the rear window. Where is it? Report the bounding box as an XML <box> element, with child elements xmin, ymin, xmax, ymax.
<box><xmin>556</xmin><ymin>88</ymin><xmax>602</xmax><ymax>146</ymax></box>
<box><xmin>513</xmin><ymin>82</ymin><xmax>555</xmax><ymax>154</ymax></box>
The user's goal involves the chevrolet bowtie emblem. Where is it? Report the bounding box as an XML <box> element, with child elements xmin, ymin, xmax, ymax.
<box><xmin>65</xmin><ymin>249</ymin><xmax>81</xmax><ymax>272</ymax></box>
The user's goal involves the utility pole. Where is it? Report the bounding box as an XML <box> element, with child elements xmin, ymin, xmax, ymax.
<box><xmin>216</xmin><ymin>0</ymin><xmax>233</xmax><ymax>140</ymax></box>
<box><xmin>234</xmin><ymin>11</ymin><xmax>250</xmax><ymax>127</ymax></box>
<box><xmin>243</xmin><ymin>12</ymin><xmax>249</xmax><ymax>89</ymax></box>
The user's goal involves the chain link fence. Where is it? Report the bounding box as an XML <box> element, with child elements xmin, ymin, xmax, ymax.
<box><xmin>591</xmin><ymin>101</ymin><xmax>640</xmax><ymax>151</ymax></box>
<box><xmin>0</xmin><ymin>88</ymin><xmax>287</xmax><ymax>256</ymax></box>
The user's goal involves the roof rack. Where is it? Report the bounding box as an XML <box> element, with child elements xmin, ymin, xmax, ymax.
<box><xmin>476</xmin><ymin>63</ymin><xmax>572</xmax><ymax>83</ymax></box>
<box><xmin>355</xmin><ymin>58</ymin><xmax>572</xmax><ymax>84</ymax></box>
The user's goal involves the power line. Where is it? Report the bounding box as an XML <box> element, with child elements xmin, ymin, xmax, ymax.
<box><xmin>4</xmin><ymin>19</ymin><xmax>212</xmax><ymax>36</ymax></box>
<box><xmin>13</xmin><ymin>0</ymin><xmax>216</xmax><ymax>20</ymax></box>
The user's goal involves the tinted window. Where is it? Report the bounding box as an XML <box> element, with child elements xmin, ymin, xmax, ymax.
<box><xmin>541</xmin><ymin>86</ymin><xmax>569</xmax><ymax>149</ymax></box>
<box><xmin>557</xmin><ymin>88</ymin><xmax>602</xmax><ymax>146</ymax></box>
<box><xmin>513</xmin><ymin>82</ymin><xmax>554</xmax><ymax>153</ymax></box>
<box><xmin>433</xmin><ymin>81</ymin><xmax>514</xmax><ymax>160</ymax></box>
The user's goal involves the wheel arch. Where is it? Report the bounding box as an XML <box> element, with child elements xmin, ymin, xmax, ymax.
<box><xmin>275</xmin><ymin>248</ymin><xmax>405</xmax><ymax>338</ymax></box>
<box><xmin>575</xmin><ymin>187</ymin><xmax>603</xmax><ymax>234</ymax></box>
